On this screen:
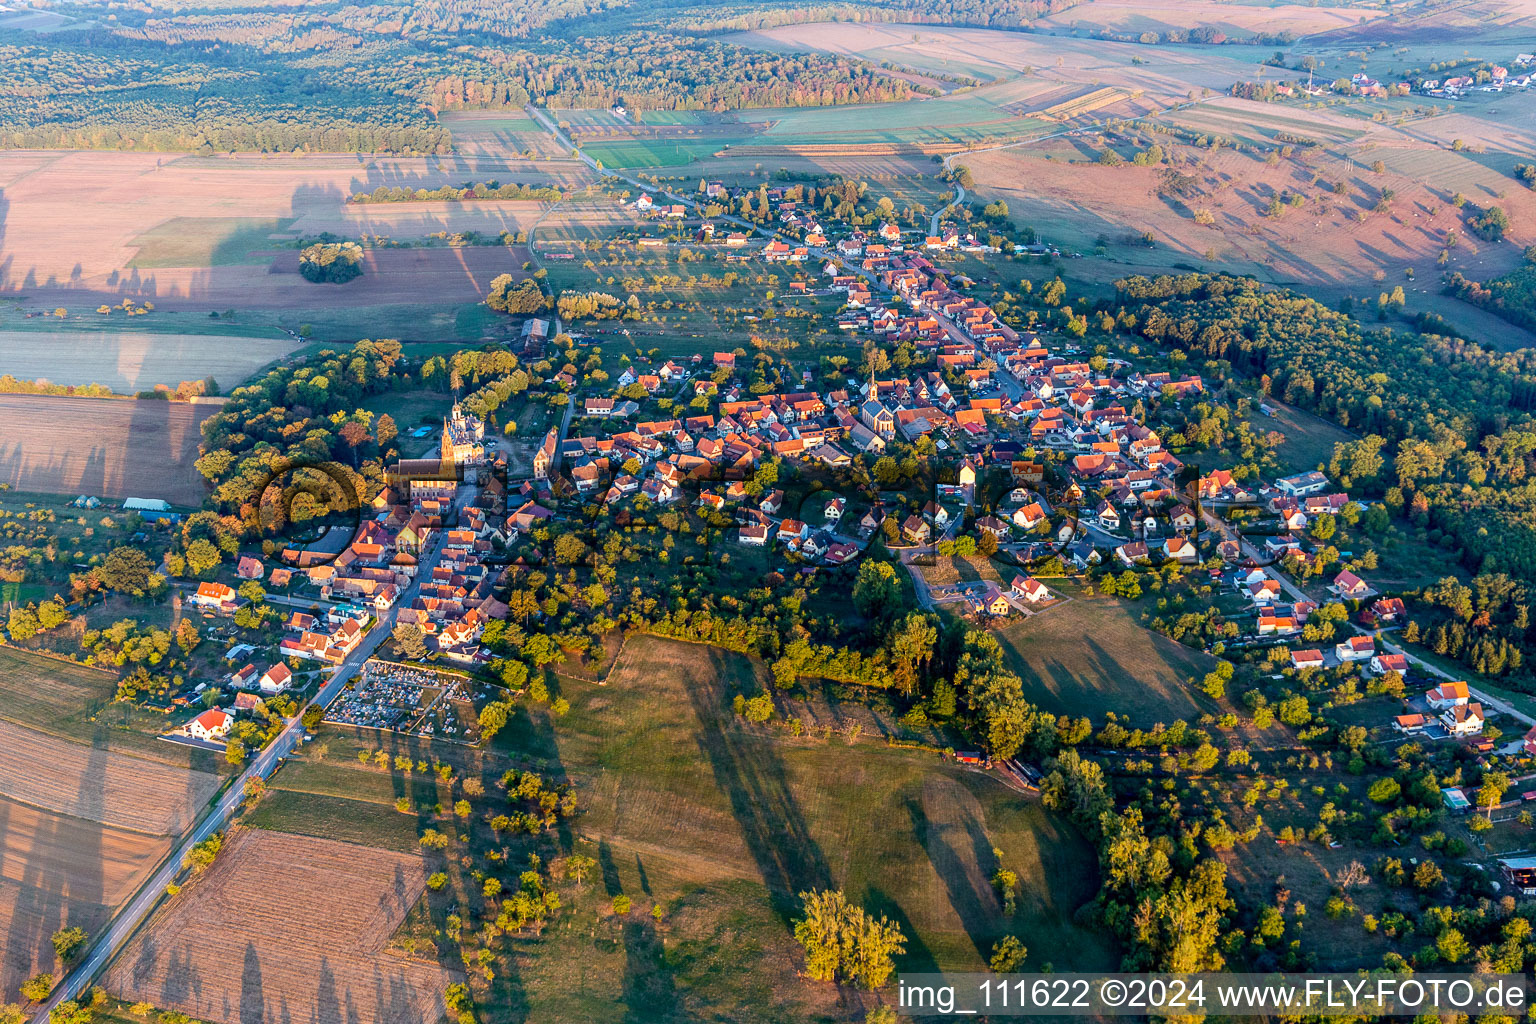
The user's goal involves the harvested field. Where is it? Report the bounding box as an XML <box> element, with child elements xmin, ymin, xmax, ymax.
<box><xmin>0</xmin><ymin>646</ymin><xmax>118</xmax><ymax>732</ymax></box>
<box><xmin>995</xmin><ymin>594</ymin><xmax>1215</xmax><ymax>723</ymax></box>
<box><xmin>0</xmin><ymin>330</ymin><xmax>294</xmax><ymax>391</ymax></box>
<box><xmin>1035</xmin><ymin>0</ymin><xmax>1387</xmax><ymax>37</ymax></box>
<box><xmin>0</xmin><ymin>719</ymin><xmax>219</xmax><ymax>835</ymax></box>
<box><xmin>0</xmin><ymin>395</ymin><xmax>217</xmax><ymax>505</ymax></box>
<box><xmin>0</xmin><ymin>795</ymin><xmax>169</xmax><ymax>993</ymax></box>
<box><xmin>733</xmin><ymin>23</ymin><xmax>1287</xmax><ymax>107</ymax></box>
<box><xmin>106</xmin><ymin>828</ymin><xmax>460</xmax><ymax>1024</ymax></box>
<box><xmin>0</xmin><ymin>150</ymin><xmax>587</xmax><ymax>307</ymax></box>
<box><xmin>287</xmin><ymin>201</ymin><xmax>550</xmax><ymax>239</ymax></box>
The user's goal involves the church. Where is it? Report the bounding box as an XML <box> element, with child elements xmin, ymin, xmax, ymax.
<box><xmin>389</xmin><ymin>418</ymin><xmax>463</xmax><ymax>505</ymax></box>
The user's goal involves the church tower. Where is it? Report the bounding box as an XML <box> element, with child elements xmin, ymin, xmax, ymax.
<box><xmin>439</xmin><ymin>418</ymin><xmax>457</xmax><ymax>473</ymax></box>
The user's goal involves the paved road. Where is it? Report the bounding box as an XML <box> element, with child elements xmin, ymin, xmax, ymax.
<box><xmin>35</xmin><ymin>486</ymin><xmax>470</xmax><ymax>1021</ymax></box>
<box><xmin>930</xmin><ymin>180</ymin><xmax>965</xmax><ymax>236</ymax></box>
<box><xmin>1199</xmin><ymin>510</ymin><xmax>1534</xmax><ymax>729</ymax></box>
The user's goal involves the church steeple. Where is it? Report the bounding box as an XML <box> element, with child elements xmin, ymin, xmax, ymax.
<box><xmin>440</xmin><ymin>418</ymin><xmax>456</xmax><ymax>472</ymax></box>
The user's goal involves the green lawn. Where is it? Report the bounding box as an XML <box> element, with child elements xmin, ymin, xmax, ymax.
<box><xmin>583</xmin><ymin>138</ymin><xmax>736</xmax><ymax>169</ymax></box>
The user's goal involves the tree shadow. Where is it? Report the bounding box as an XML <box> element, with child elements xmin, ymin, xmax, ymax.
<box><xmin>684</xmin><ymin>646</ymin><xmax>832</xmax><ymax>921</ymax></box>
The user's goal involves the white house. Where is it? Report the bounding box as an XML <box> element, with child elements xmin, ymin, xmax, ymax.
<box><xmin>188</xmin><ymin>708</ymin><xmax>233</xmax><ymax>741</ymax></box>
<box><xmin>1441</xmin><ymin>703</ymin><xmax>1485</xmax><ymax>737</ymax></box>
<box><xmin>1011</xmin><ymin>576</ymin><xmax>1050</xmax><ymax>603</ymax></box>
<box><xmin>1425</xmin><ymin>681</ymin><xmax>1470</xmax><ymax>709</ymax></box>
<box><xmin>258</xmin><ymin>663</ymin><xmax>293</xmax><ymax>695</ymax></box>
<box><xmin>1335</xmin><ymin>636</ymin><xmax>1374</xmax><ymax>662</ymax></box>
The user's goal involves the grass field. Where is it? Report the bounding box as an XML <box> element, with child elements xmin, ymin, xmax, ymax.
<box><xmin>262</xmin><ymin>634</ymin><xmax>1113</xmax><ymax>1021</ymax></box>
<box><xmin>582</xmin><ymin>138</ymin><xmax>739</xmax><ymax>170</ymax></box>
<box><xmin>1258</xmin><ymin>399</ymin><xmax>1356</xmax><ymax>474</ymax></box>
<box><xmin>995</xmin><ymin>593</ymin><xmax>1216</xmax><ymax>723</ymax></box>
<box><xmin>0</xmin><ymin>330</ymin><xmax>294</xmax><ymax>391</ymax></box>
<box><xmin>127</xmin><ymin>217</ymin><xmax>292</xmax><ymax>269</ymax></box>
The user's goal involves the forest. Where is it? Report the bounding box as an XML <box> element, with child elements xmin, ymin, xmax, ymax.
<box><xmin>0</xmin><ymin>0</ymin><xmax>989</xmax><ymax>152</ymax></box>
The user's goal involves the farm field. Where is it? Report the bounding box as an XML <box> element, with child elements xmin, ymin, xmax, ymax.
<box><xmin>0</xmin><ymin>150</ymin><xmax>582</xmax><ymax>308</ymax></box>
<box><xmin>0</xmin><ymin>646</ymin><xmax>119</xmax><ymax>733</ymax></box>
<box><xmin>731</xmin><ymin>23</ymin><xmax>1291</xmax><ymax>108</ymax></box>
<box><xmin>0</xmin><ymin>718</ymin><xmax>220</xmax><ymax>835</ymax></box>
<box><xmin>439</xmin><ymin>111</ymin><xmax>575</xmax><ymax>160</ymax></box>
<box><xmin>126</xmin><ymin>217</ymin><xmax>292</xmax><ymax>269</ymax></box>
<box><xmin>0</xmin><ymin>330</ymin><xmax>294</xmax><ymax>391</ymax></box>
<box><xmin>1033</xmin><ymin>0</ymin><xmax>1389</xmax><ymax>36</ymax></box>
<box><xmin>105</xmin><ymin>828</ymin><xmax>459</xmax><ymax>1024</ymax></box>
<box><xmin>994</xmin><ymin>594</ymin><xmax>1216</xmax><ymax>723</ymax></box>
<box><xmin>0</xmin><ymin>395</ymin><xmax>218</xmax><ymax>505</ymax></box>
<box><xmin>0</xmin><ymin>794</ymin><xmax>170</xmax><ymax>994</ymax></box>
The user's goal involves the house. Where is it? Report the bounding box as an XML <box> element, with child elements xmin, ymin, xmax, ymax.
<box><xmin>1163</xmin><ymin>535</ymin><xmax>1197</xmax><ymax>564</ymax></box>
<box><xmin>902</xmin><ymin>514</ymin><xmax>930</xmax><ymax>544</ymax></box>
<box><xmin>1275</xmin><ymin>470</ymin><xmax>1329</xmax><ymax>497</ymax></box>
<box><xmin>1364</xmin><ymin>597</ymin><xmax>1407</xmax><ymax>626</ymax></box>
<box><xmin>188</xmin><ymin>708</ymin><xmax>233</xmax><ymax>741</ymax></box>
<box><xmin>1523</xmin><ymin>724</ymin><xmax>1536</xmax><ymax>758</ymax></box>
<box><xmin>1335</xmin><ymin>636</ymin><xmax>1374</xmax><ymax>662</ymax></box>
<box><xmin>739</xmin><ymin>524</ymin><xmax>769</xmax><ymax>547</ymax></box>
<box><xmin>1011</xmin><ymin>503</ymin><xmax>1046</xmax><ymax>530</ymax></box>
<box><xmin>1011</xmin><ymin>576</ymin><xmax>1050</xmax><ymax>603</ymax></box>
<box><xmin>922</xmin><ymin>501</ymin><xmax>950</xmax><ymax>528</ymax></box>
<box><xmin>1290</xmin><ymin>649</ymin><xmax>1325</xmax><ymax>671</ymax></box>
<box><xmin>760</xmin><ymin>490</ymin><xmax>784</xmax><ymax>514</ymax></box>
<box><xmin>1425</xmin><ymin>681</ymin><xmax>1469</xmax><ymax>709</ymax></box>
<box><xmin>1331</xmin><ymin>570</ymin><xmax>1371</xmax><ymax>598</ymax></box>
<box><xmin>1370</xmin><ymin>653</ymin><xmax>1408</xmax><ymax>676</ymax></box>
<box><xmin>189</xmin><ymin>581</ymin><xmax>239</xmax><ymax>615</ymax></box>
<box><xmin>1169</xmin><ymin>505</ymin><xmax>1196</xmax><ymax>531</ymax></box>
<box><xmin>1441</xmin><ymin>702</ymin><xmax>1485</xmax><ymax>737</ymax></box>
<box><xmin>1114</xmin><ymin>541</ymin><xmax>1148</xmax><ymax>567</ymax></box>
<box><xmin>824</xmin><ymin>497</ymin><xmax>845</xmax><ymax>522</ymax></box>
<box><xmin>974</xmin><ymin>515</ymin><xmax>1009</xmax><ymax>539</ymax></box>
<box><xmin>777</xmin><ymin>519</ymin><xmax>808</xmax><ymax>543</ymax></box>
<box><xmin>1248</xmin><ymin>579</ymin><xmax>1283</xmax><ymax>606</ymax></box>
<box><xmin>1095</xmin><ymin>503</ymin><xmax>1121</xmax><ymax>531</ymax></box>
<box><xmin>229</xmin><ymin>663</ymin><xmax>257</xmax><ymax>689</ymax></box>
<box><xmin>1393</xmin><ymin>713</ymin><xmax>1427</xmax><ymax>735</ymax></box>
<box><xmin>237</xmin><ymin>556</ymin><xmax>263</xmax><ymax>580</ymax></box>
<box><xmin>258</xmin><ymin>664</ymin><xmax>293</xmax><ymax>695</ymax></box>
<box><xmin>1256</xmin><ymin>615</ymin><xmax>1297</xmax><ymax>636</ymax></box>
